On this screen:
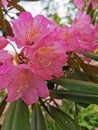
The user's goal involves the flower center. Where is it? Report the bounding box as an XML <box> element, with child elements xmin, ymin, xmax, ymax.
<box><xmin>15</xmin><ymin>52</ymin><xmax>29</xmax><ymax>64</ymax></box>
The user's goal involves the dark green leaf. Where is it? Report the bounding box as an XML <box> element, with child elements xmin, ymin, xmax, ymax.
<box><xmin>75</xmin><ymin>56</ymin><xmax>98</xmax><ymax>82</ymax></box>
<box><xmin>75</xmin><ymin>55</ymin><xmax>98</xmax><ymax>75</ymax></box>
<box><xmin>50</xmin><ymin>90</ymin><xmax>98</xmax><ymax>104</ymax></box>
<box><xmin>68</xmin><ymin>53</ymin><xmax>98</xmax><ymax>77</ymax></box>
<box><xmin>51</xmin><ymin>77</ymin><xmax>98</xmax><ymax>94</ymax></box>
<box><xmin>31</xmin><ymin>103</ymin><xmax>47</xmax><ymax>130</ymax></box>
<box><xmin>67</xmin><ymin>68</ymin><xmax>90</xmax><ymax>81</ymax></box>
<box><xmin>0</xmin><ymin>96</ymin><xmax>7</xmax><ymax>117</ymax></box>
<box><xmin>85</xmin><ymin>73</ymin><xmax>98</xmax><ymax>82</ymax></box>
<box><xmin>49</xmin><ymin>106</ymin><xmax>78</xmax><ymax>130</ymax></box>
<box><xmin>78</xmin><ymin>51</ymin><xmax>98</xmax><ymax>61</ymax></box>
<box><xmin>1</xmin><ymin>99</ymin><xmax>30</xmax><ymax>130</ymax></box>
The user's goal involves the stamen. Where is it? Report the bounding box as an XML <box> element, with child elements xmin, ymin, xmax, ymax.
<box><xmin>15</xmin><ymin>52</ymin><xmax>29</xmax><ymax>64</ymax></box>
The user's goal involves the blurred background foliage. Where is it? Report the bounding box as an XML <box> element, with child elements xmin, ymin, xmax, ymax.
<box><xmin>40</xmin><ymin>0</ymin><xmax>77</xmax><ymax>25</ymax></box>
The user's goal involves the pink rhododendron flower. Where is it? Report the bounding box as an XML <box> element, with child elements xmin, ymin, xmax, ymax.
<box><xmin>1</xmin><ymin>0</ymin><xmax>8</xmax><ymax>8</ymax></box>
<box><xmin>62</xmin><ymin>26</ymin><xmax>80</xmax><ymax>51</ymax></box>
<box><xmin>0</xmin><ymin>65</ymin><xmax>49</xmax><ymax>105</ymax></box>
<box><xmin>74</xmin><ymin>0</ymin><xmax>98</xmax><ymax>9</ymax></box>
<box><xmin>9</xmin><ymin>12</ymin><xmax>68</xmax><ymax>80</ymax></box>
<box><xmin>0</xmin><ymin>12</ymin><xmax>68</xmax><ymax>105</ymax></box>
<box><xmin>22</xmin><ymin>33</ymin><xmax>68</xmax><ymax>80</ymax></box>
<box><xmin>0</xmin><ymin>48</ymin><xmax>49</xmax><ymax>105</ymax></box>
<box><xmin>62</xmin><ymin>11</ymin><xmax>98</xmax><ymax>52</ymax></box>
<box><xmin>10</xmin><ymin>12</ymin><xmax>60</xmax><ymax>48</ymax></box>
<box><xmin>72</xmin><ymin>11</ymin><xmax>98</xmax><ymax>51</ymax></box>
<box><xmin>0</xmin><ymin>40</ymin><xmax>49</xmax><ymax>105</ymax></box>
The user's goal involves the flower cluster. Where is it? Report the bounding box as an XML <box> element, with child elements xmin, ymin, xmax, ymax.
<box><xmin>0</xmin><ymin>12</ymin><xmax>67</xmax><ymax>105</ymax></box>
<box><xmin>0</xmin><ymin>10</ymin><xmax>97</xmax><ymax>105</ymax></box>
<box><xmin>62</xmin><ymin>11</ymin><xmax>98</xmax><ymax>52</ymax></box>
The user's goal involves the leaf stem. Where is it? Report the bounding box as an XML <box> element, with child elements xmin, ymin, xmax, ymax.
<box><xmin>39</xmin><ymin>98</ymin><xmax>51</xmax><ymax>116</ymax></box>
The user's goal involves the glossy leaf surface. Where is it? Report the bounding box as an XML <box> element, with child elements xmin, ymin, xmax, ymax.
<box><xmin>31</xmin><ymin>103</ymin><xmax>47</xmax><ymax>130</ymax></box>
<box><xmin>50</xmin><ymin>90</ymin><xmax>98</xmax><ymax>104</ymax></box>
<box><xmin>51</xmin><ymin>77</ymin><xmax>98</xmax><ymax>94</ymax></box>
<box><xmin>49</xmin><ymin>106</ymin><xmax>78</xmax><ymax>130</ymax></box>
<box><xmin>1</xmin><ymin>99</ymin><xmax>30</xmax><ymax>130</ymax></box>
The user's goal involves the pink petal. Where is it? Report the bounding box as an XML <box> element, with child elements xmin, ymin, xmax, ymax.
<box><xmin>0</xmin><ymin>36</ymin><xmax>8</xmax><ymax>49</ymax></box>
<box><xmin>10</xmin><ymin>12</ymin><xmax>60</xmax><ymax>49</ymax></box>
<box><xmin>0</xmin><ymin>74</ymin><xmax>9</xmax><ymax>88</ymax></box>
<box><xmin>0</xmin><ymin>50</ymin><xmax>13</xmax><ymax>74</ymax></box>
<box><xmin>22</xmin><ymin>88</ymin><xmax>38</xmax><ymax>105</ymax></box>
<box><xmin>11</xmin><ymin>12</ymin><xmax>33</xmax><ymax>48</ymax></box>
<box><xmin>6</xmin><ymin>66</ymin><xmax>49</xmax><ymax>105</ymax></box>
<box><xmin>22</xmin><ymin>70</ymin><xmax>49</xmax><ymax>105</ymax></box>
<box><xmin>73</xmin><ymin>0</ymin><xmax>84</xmax><ymax>9</ymax></box>
<box><xmin>1</xmin><ymin>0</ymin><xmax>8</xmax><ymax>8</ymax></box>
<box><xmin>28</xmin><ymin>39</ymin><xmax>68</xmax><ymax>80</ymax></box>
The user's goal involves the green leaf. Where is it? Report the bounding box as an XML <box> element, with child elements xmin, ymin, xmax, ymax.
<box><xmin>49</xmin><ymin>106</ymin><xmax>78</xmax><ymax>130</ymax></box>
<box><xmin>50</xmin><ymin>90</ymin><xmax>98</xmax><ymax>104</ymax></box>
<box><xmin>0</xmin><ymin>96</ymin><xmax>7</xmax><ymax>117</ymax></box>
<box><xmin>78</xmin><ymin>51</ymin><xmax>98</xmax><ymax>61</ymax></box>
<box><xmin>51</xmin><ymin>77</ymin><xmax>98</xmax><ymax>94</ymax></box>
<box><xmin>68</xmin><ymin>53</ymin><xmax>98</xmax><ymax>76</ymax></box>
<box><xmin>75</xmin><ymin>55</ymin><xmax>98</xmax><ymax>75</ymax></box>
<box><xmin>85</xmin><ymin>73</ymin><xmax>98</xmax><ymax>82</ymax></box>
<box><xmin>1</xmin><ymin>99</ymin><xmax>30</xmax><ymax>130</ymax></box>
<box><xmin>31</xmin><ymin>103</ymin><xmax>47</xmax><ymax>130</ymax></box>
<box><xmin>50</xmin><ymin>77</ymin><xmax>98</xmax><ymax>94</ymax></box>
<box><xmin>67</xmin><ymin>68</ymin><xmax>90</xmax><ymax>81</ymax></box>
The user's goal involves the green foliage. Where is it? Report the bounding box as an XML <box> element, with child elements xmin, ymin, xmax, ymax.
<box><xmin>78</xmin><ymin>104</ymin><xmax>98</xmax><ymax>130</ymax></box>
<box><xmin>78</xmin><ymin>51</ymin><xmax>98</xmax><ymax>61</ymax></box>
<box><xmin>49</xmin><ymin>105</ymin><xmax>78</xmax><ymax>130</ymax></box>
<box><xmin>41</xmin><ymin>0</ymin><xmax>77</xmax><ymax>25</ymax></box>
<box><xmin>31</xmin><ymin>103</ymin><xmax>47</xmax><ymax>130</ymax></box>
<box><xmin>1</xmin><ymin>99</ymin><xmax>30</xmax><ymax>130</ymax></box>
<box><xmin>45</xmin><ymin>113</ymin><xmax>60</xmax><ymax>130</ymax></box>
<box><xmin>50</xmin><ymin>90</ymin><xmax>98</xmax><ymax>104</ymax></box>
